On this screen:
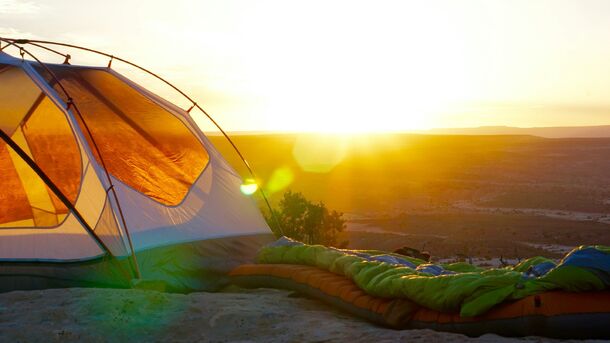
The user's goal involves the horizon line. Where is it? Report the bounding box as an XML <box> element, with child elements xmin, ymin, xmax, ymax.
<box><xmin>203</xmin><ymin>123</ymin><xmax>610</xmax><ymax>135</ymax></box>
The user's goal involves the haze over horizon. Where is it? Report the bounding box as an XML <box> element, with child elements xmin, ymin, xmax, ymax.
<box><xmin>1</xmin><ymin>0</ymin><xmax>610</xmax><ymax>132</ymax></box>
<box><xmin>214</xmin><ymin>124</ymin><xmax>610</xmax><ymax>140</ymax></box>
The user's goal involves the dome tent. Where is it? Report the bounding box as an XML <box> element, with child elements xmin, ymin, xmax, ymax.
<box><xmin>0</xmin><ymin>38</ymin><xmax>274</xmax><ymax>292</ymax></box>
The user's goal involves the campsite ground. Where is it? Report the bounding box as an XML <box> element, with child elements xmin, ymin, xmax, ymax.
<box><xmin>210</xmin><ymin>133</ymin><xmax>610</xmax><ymax>260</ymax></box>
<box><xmin>0</xmin><ymin>287</ymin><xmax>602</xmax><ymax>342</ymax></box>
<box><xmin>3</xmin><ymin>133</ymin><xmax>607</xmax><ymax>342</ymax></box>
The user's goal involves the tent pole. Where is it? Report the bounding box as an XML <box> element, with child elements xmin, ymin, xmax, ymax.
<box><xmin>66</xmin><ymin>98</ymin><xmax>142</xmax><ymax>280</ymax></box>
<box><xmin>2</xmin><ymin>41</ymin><xmax>142</xmax><ymax>280</ymax></box>
<box><xmin>0</xmin><ymin>129</ymin><xmax>113</xmax><ymax>257</ymax></box>
<box><xmin>107</xmin><ymin>184</ymin><xmax>142</xmax><ymax>279</ymax></box>
<box><xmin>0</xmin><ymin>37</ymin><xmax>285</xmax><ymax>236</ymax></box>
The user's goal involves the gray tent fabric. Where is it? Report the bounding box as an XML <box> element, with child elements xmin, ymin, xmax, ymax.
<box><xmin>0</xmin><ymin>50</ymin><xmax>273</xmax><ymax>292</ymax></box>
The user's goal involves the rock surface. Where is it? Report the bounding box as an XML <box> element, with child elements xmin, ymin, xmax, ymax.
<box><xmin>0</xmin><ymin>287</ymin><xmax>601</xmax><ymax>342</ymax></box>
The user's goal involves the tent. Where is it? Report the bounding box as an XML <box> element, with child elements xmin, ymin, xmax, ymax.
<box><xmin>0</xmin><ymin>39</ymin><xmax>274</xmax><ymax>292</ymax></box>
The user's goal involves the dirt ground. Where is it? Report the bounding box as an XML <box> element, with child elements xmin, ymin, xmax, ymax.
<box><xmin>0</xmin><ymin>287</ymin><xmax>601</xmax><ymax>342</ymax></box>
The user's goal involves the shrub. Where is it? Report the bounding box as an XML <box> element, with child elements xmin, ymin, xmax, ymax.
<box><xmin>264</xmin><ymin>191</ymin><xmax>347</xmax><ymax>247</ymax></box>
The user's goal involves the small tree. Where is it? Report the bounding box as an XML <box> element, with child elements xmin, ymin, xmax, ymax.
<box><xmin>265</xmin><ymin>191</ymin><xmax>347</xmax><ymax>247</ymax></box>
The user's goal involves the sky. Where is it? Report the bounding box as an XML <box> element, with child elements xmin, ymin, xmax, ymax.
<box><xmin>1</xmin><ymin>0</ymin><xmax>610</xmax><ymax>132</ymax></box>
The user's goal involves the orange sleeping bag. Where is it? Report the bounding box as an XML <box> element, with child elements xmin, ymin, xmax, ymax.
<box><xmin>230</xmin><ymin>264</ymin><xmax>610</xmax><ymax>339</ymax></box>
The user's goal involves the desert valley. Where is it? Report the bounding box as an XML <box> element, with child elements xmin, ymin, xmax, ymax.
<box><xmin>211</xmin><ymin>132</ymin><xmax>610</xmax><ymax>263</ymax></box>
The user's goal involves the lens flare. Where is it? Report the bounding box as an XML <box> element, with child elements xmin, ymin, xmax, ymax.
<box><xmin>292</xmin><ymin>134</ymin><xmax>349</xmax><ymax>173</ymax></box>
<box><xmin>240</xmin><ymin>179</ymin><xmax>258</xmax><ymax>195</ymax></box>
<box><xmin>265</xmin><ymin>167</ymin><xmax>294</xmax><ymax>195</ymax></box>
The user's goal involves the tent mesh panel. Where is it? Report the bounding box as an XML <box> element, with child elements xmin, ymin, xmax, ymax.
<box><xmin>0</xmin><ymin>64</ymin><xmax>81</xmax><ymax>227</ymax></box>
<box><xmin>36</xmin><ymin>65</ymin><xmax>210</xmax><ymax>206</ymax></box>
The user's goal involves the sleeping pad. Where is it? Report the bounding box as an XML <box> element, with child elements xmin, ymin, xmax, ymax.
<box><xmin>256</xmin><ymin>237</ymin><xmax>610</xmax><ymax>317</ymax></box>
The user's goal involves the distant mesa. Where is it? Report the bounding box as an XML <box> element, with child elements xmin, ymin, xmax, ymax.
<box><xmin>418</xmin><ymin>125</ymin><xmax>610</xmax><ymax>139</ymax></box>
<box><xmin>213</xmin><ymin>125</ymin><xmax>610</xmax><ymax>139</ymax></box>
